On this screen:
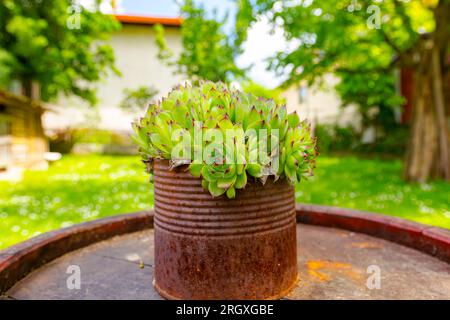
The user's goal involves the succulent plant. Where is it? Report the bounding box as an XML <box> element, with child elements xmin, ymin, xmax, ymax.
<box><xmin>133</xmin><ymin>81</ymin><xmax>317</xmax><ymax>198</ymax></box>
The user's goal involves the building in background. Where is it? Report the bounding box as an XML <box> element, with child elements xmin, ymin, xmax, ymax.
<box><xmin>280</xmin><ymin>74</ymin><xmax>361</xmax><ymax>129</ymax></box>
<box><xmin>44</xmin><ymin>14</ymin><xmax>183</xmax><ymax>133</ymax></box>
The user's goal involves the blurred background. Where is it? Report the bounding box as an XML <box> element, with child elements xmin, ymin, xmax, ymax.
<box><xmin>0</xmin><ymin>0</ymin><xmax>449</xmax><ymax>249</ymax></box>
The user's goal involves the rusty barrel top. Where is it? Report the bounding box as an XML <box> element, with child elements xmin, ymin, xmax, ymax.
<box><xmin>4</xmin><ymin>223</ymin><xmax>450</xmax><ymax>300</ymax></box>
<box><xmin>1</xmin><ymin>205</ymin><xmax>450</xmax><ymax>298</ymax></box>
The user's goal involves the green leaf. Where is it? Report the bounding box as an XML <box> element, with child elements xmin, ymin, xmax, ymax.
<box><xmin>287</xmin><ymin>113</ymin><xmax>300</xmax><ymax>128</ymax></box>
<box><xmin>188</xmin><ymin>163</ymin><xmax>202</xmax><ymax>177</ymax></box>
<box><xmin>247</xmin><ymin>163</ymin><xmax>262</xmax><ymax>177</ymax></box>
<box><xmin>201</xmin><ymin>166</ymin><xmax>216</xmax><ymax>182</ymax></box>
<box><xmin>234</xmin><ymin>173</ymin><xmax>247</xmax><ymax>189</ymax></box>
<box><xmin>236</xmin><ymin>163</ymin><xmax>245</xmax><ymax>175</ymax></box>
<box><xmin>285</xmin><ymin>164</ymin><xmax>297</xmax><ymax>184</ymax></box>
<box><xmin>208</xmin><ymin>180</ymin><xmax>227</xmax><ymax>197</ymax></box>
<box><xmin>201</xmin><ymin>179</ymin><xmax>209</xmax><ymax>190</ymax></box>
<box><xmin>217</xmin><ymin>176</ymin><xmax>237</xmax><ymax>189</ymax></box>
<box><xmin>244</xmin><ymin>107</ymin><xmax>260</xmax><ymax>129</ymax></box>
<box><xmin>226</xmin><ymin>187</ymin><xmax>236</xmax><ymax>199</ymax></box>
<box><xmin>286</xmin><ymin>155</ymin><xmax>298</xmax><ymax>169</ymax></box>
<box><xmin>218</xmin><ymin>116</ymin><xmax>233</xmax><ymax>130</ymax></box>
<box><xmin>246</xmin><ymin>120</ymin><xmax>263</xmax><ymax>131</ymax></box>
<box><xmin>222</xmin><ymin>164</ymin><xmax>236</xmax><ymax>179</ymax></box>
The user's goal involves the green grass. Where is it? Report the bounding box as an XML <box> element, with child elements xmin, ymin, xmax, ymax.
<box><xmin>0</xmin><ymin>155</ymin><xmax>152</xmax><ymax>249</ymax></box>
<box><xmin>296</xmin><ymin>156</ymin><xmax>450</xmax><ymax>228</ymax></box>
<box><xmin>0</xmin><ymin>155</ymin><xmax>449</xmax><ymax>249</ymax></box>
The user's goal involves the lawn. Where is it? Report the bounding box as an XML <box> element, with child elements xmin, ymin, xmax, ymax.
<box><xmin>0</xmin><ymin>155</ymin><xmax>449</xmax><ymax>249</ymax></box>
<box><xmin>0</xmin><ymin>155</ymin><xmax>152</xmax><ymax>249</ymax></box>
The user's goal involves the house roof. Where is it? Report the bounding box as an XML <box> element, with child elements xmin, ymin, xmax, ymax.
<box><xmin>0</xmin><ymin>89</ymin><xmax>49</xmax><ymax>112</ymax></box>
<box><xmin>114</xmin><ymin>14</ymin><xmax>182</xmax><ymax>27</ymax></box>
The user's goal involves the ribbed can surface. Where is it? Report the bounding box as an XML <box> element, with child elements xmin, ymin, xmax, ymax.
<box><xmin>153</xmin><ymin>159</ymin><xmax>298</xmax><ymax>300</ymax></box>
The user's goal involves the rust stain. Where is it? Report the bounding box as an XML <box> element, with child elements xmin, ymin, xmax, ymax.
<box><xmin>307</xmin><ymin>260</ymin><xmax>352</xmax><ymax>270</ymax></box>
<box><xmin>350</xmin><ymin>242</ymin><xmax>383</xmax><ymax>249</ymax></box>
<box><xmin>306</xmin><ymin>260</ymin><xmax>362</xmax><ymax>283</ymax></box>
<box><xmin>308</xmin><ymin>269</ymin><xmax>330</xmax><ymax>282</ymax></box>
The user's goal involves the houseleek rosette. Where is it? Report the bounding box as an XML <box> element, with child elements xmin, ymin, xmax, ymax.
<box><xmin>132</xmin><ymin>81</ymin><xmax>317</xmax><ymax>198</ymax></box>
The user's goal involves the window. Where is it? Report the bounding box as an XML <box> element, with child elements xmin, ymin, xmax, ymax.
<box><xmin>299</xmin><ymin>85</ymin><xmax>308</xmax><ymax>104</ymax></box>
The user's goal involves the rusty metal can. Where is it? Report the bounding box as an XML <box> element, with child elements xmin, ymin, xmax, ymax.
<box><xmin>153</xmin><ymin>159</ymin><xmax>298</xmax><ymax>300</ymax></box>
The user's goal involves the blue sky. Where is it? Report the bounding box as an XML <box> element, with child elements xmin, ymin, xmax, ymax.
<box><xmin>115</xmin><ymin>0</ymin><xmax>287</xmax><ymax>88</ymax></box>
<box><xmin>121</xmin><ymin>0</ymin><xmax>234</xmax><ymax>19</ymax></box>
<box><xmin>121</xmin><ymin>0</ymin><xmax>179</xmax><ymax>16</ymax></box>
<box><xmin>121</xmin><ymin>0</ymin><xmax>236</xmax><ymax>33</ymax></box>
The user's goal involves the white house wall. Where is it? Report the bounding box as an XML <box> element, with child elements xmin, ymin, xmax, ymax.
<box><xmin>281</xmin><ymin>74</ymin><xmax>360</xmax><ymax>129</ymax></box>
<box><xmin>43</xmin><ymin>24</ymin><xmax>183</xmax><ymax>132</ymax></box>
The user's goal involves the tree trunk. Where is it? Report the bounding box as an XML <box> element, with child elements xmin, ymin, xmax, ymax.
<box><xmin>404</xmin><ymin>0</ymin><xmax>450</xmax><ymax>182</ymax></box>
<box><xmin>20</xmin><ymin>77</ymin><xmax>40</xmax><ymax>100</ymax></box>
<box><xmin>404</xmin><ymin>47</ymin><xmax>449</xmax><ymax>182</ymax></box>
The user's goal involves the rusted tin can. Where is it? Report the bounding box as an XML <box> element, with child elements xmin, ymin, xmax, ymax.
<box><xmin>152</xmin><ymin>160</ymin><xmax>298</xmax><ymax>300</ymax></box>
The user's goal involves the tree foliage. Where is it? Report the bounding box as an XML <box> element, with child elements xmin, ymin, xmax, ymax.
<box><xmin>241</xmin><ymin>80</ymin><xmax>286</xmax><ymax>105</ymax></box>
<box><xmin>234</xmin><ymin>0</ymin><xmax>432</xmax><ymax>114</ymax></box>
<box><xmin>236</xmin><ymin>0</ymin><xmax>449</xmax><ymax>181</ymax></box>
<box><xmin>155</xmin><ymin>0</ymin><xmax>246</xmax><ymax>82</ymax></box>
<box><xmin>120</xmin><ymin>86</ymin><xmax>158</xmax><ymax>113</ymax></box>
<box><xmin>0</xmin><ymin>0</ymin><xmax>120</xmax><ymax>104</ymax></box>
<box><xmin>335</xmin><ymin>71</ymin><xmax>404</xmax><ymax>133</ymax></box>
<box><xmin>236</xmin><ymin>0</ymin><xmax>436</xmax><ymax>84</ymax></box>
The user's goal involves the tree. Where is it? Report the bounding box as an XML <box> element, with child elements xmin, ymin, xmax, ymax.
<box><xmin>120</xmin><ymin>86</ymin><xmax>158</xmax><ymax>113</ymax></box>
<box><xmin>236</xmin><ymin>0</ymin><xmax>449</xmax><ymax>182</ymax></box>
<box><xmin>155</xmin><ymin>0</ymin><xmax>246</xmax><ymax>82</ymax></box>
<box><xmin>241</xmin><ymin>80</ymin><xmax>286</xmax><ymax>104</ymax></box>
<box><xmin>0</xmin><ymin>0</ymin><xmax>120</xmax><ymax>104</ymax></box>
<box><xmin>335</xmin><ymin>71</ymin><xmax>405</xmax><ymax>138</ymax></box>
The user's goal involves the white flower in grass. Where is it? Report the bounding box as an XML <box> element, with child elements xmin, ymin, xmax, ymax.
<box><xmin>61</xmin><ymin>221</ymin><xmax>74</xmax><ymax>228</ymax></box>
